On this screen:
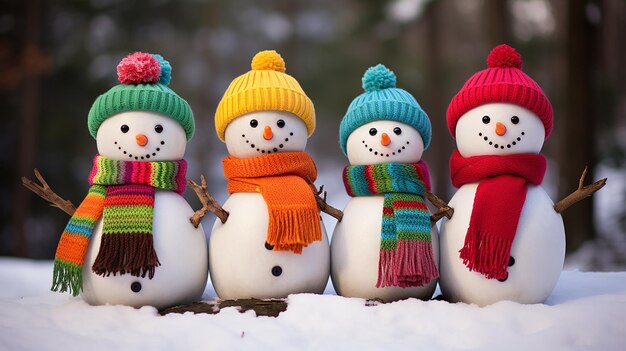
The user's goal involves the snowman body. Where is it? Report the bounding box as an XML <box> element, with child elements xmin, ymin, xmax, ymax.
<box><xmin>82</xmin><ymin>190</ymin><xmax>208</xmax><ymax>309</ymax></box>
<box><xmin>81</xmin><ymin>111</ymin><xmax>208</xmax><ymax>308</ymax></box>
<box><xmin>210</xmin><ymin>193</ymin><xmax>329</xmax><ymax>299</ymax></box>
<box><xmin>332</xmin><ymin>195</ymin><xmax>438</xmax><ymax>301</ymax></box>
<box><xmin>439</xmin><ymin>183</ymin><xmax>564</xmax><ymax>306</ymax></box>
<box><xmin>209</xmin><ymin>110</ymin><xmax>330</xmax><ymax>299</ymax></box>
<box><xmin>332</xmin><ymin>119</ymin><xmax>438</xmax><ymax>302</ymax></box>
<box><xmin>441</xmin><ymin>102</ymin><xmax>565</xmax><ymax>305</ymax></box>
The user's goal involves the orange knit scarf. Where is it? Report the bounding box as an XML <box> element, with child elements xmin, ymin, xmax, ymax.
<box><xmin>223</xmin><ymin>152</ymin><xmax>321</xmax><ymax>254</ymax></box>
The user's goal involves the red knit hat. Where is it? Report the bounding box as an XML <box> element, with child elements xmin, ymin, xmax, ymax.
<box><xmin>446</xmin><ymin>44</ymin><xmax>553</xmax><ymax>139</ymax></box>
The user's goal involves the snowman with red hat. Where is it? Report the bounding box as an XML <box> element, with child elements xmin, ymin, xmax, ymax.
<box><xmin>439</xmin><ymin>44</ymin><xmax>606</xmax><ymax>306</ymax></box>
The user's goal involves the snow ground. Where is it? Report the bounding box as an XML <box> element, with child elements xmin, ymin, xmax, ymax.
<box><xmin>1</xmin><ymin>258</ymin><xmax>625</xmax><ymax>351</ymax></box>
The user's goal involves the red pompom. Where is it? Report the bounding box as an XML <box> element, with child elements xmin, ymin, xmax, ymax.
<box><xmin>487</xmin><ymin>44</ymin><xmax>522</xmax><ymax>69</ymax></box>
<box><xmin>117</xmin><ymin>52</ymin><xmax>161</xmax><ymax>84</ymax></box>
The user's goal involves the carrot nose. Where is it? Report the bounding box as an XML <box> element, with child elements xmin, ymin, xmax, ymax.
<box><xmin>381</xmin><ymin>132</ymin><xmax>391</xmax><ymax>146</ymax></box>
<box><xmin>263</xmin><ymin>125</ymin><xmax>273</xmax><ymax>140</ymax></box>
<box><xmin>135</xmin><ymin>134</ymin><xmax>148</xmax><ymax>146</ymax></box>
<box><xmin>495</xmin><ymin>122</ymin><xmax>507</xmax><ymax>136</ymax></box>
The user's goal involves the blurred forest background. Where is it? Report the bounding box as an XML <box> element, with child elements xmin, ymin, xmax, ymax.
<box><xmin>1</xmin><ymin>0</ymin><xmax>625</xmax><ymax>270</ymax></box>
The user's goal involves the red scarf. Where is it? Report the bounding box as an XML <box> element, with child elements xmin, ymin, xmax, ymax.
<box><xmin>450</xmin><ymin>150</ymin><xmax>546</xmax><ymax>280</ymax></box>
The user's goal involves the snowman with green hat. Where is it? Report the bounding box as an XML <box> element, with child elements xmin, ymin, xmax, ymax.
<box><xmin>331</xmin><ymin>64</ymin><xmax>441</xmax><ymax>302</ymax></box>
<box><xmin>32</xmin><ymin>52</ymin><xmax>208</xmax><ymax>309</ymax></box>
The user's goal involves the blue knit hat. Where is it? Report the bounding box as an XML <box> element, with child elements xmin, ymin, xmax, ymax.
<box><xmin>339</xmin><ymin>64</ymin><xmax>431</xmax><ymax>155</ymax></box>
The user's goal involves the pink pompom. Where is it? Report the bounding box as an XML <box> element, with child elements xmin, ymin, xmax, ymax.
<box><xmin>487</xmin><ymin>44</ymin><xmax>522</xmax><ymax>69</ymax></box>
<box><xmin>117</xmin><ymin>52</ymin><xmax>161</xmax><ymax>84</ymax></box>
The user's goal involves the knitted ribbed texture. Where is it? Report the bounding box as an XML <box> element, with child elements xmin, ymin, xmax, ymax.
<box><xmin>52</xmin><ymin>185</ymin><xmax>105</xmax><ymax>296</ymax></box>
<box><xmin>339</xmin><ymin>64</ymin><xmax>432</xmax><ymax>155</ymax></box>
<box><xmin>215</xmin><ymin>50</ymin><xmax>315</xmax><ymax>141</ymax></box>
<box><xmin>450</xmin><ymin>150</ymin><xmax>546</xmax><ymax>280</ymax></box>
<box><xmin>446</xmin><ymin>44</ymin><xmax>553</xmax><ymax>139</ymax></box>
<box><xmin>343</xmin><ymin>161</ymin><xmax>439</xmax><ymax>288</ymax></box>
<box><xmin>222</xmin><ymin>152</ymin><xmax>321</xmax><ymax>254</ymax></box>
<box><xmin>88</xmin><ymin>52</ymin><xmax>194</xmax><ymax>140</ymax></box>
<box><xmin>51</xmin><ymin>155</ymin><xmax>187</xmax><ymax>296</ymax></box>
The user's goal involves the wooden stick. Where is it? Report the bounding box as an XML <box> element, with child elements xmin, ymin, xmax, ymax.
<box><xmin>426</xmin><ymin>191</ymin><xmax>454</xmax><ymax>224</ymax></box>
<box><xmin>554</xmin><ymin>166</ymin><xmax>607</xmax><ymax>213</ymax></box>
<box><xmin>306</xmin><ymin>179</ymin><xmax>344</xmax><ymax>222</ymax></box>
<box><xmin>159</xmin><ymin>297</ymin><xmax>384</xmax><ymax>317</ymax></box>
<box><xmin>21</xmin><ymin>168</ymin><xmax>76</xmax><ymax>216</ymax></box>
<box><xmin>188</xmin><ymin>175</ymin><xmax>229</xmax><ymax>227</ymax></box>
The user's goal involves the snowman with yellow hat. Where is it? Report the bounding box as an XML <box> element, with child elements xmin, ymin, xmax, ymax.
<box><xmin>207</xmin><ymin>50</ymin><xmax>330</xmax><ymax>299</ymax></box>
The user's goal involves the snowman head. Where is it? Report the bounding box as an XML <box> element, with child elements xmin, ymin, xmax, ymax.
<box><xmin>340</xmin><ymin>64</ymin><xmax>431</xmax><ymax>165</ymax></box>
<box><xmin>447</xmin><ymin>44</ymin><xmax>553</xmax><ymax>156</ymax></box>
<box><xmin>346</xmin><ymin>120</ymin><xmax>424</xmax><ymax>165</ymax></box>
<box><xmin>455</xmin><ymin>103</ymin><xmax>546</xmax><ymax>157</ymax></box>
<box><xmin>224</xmin><ymin>110</ymin><xmax>308</xmax><ymax>158</ymax></box>
<box><xmin>87</xmin><ymin>52</ymin><xmax>194</xmax><ymax>160</ymax></box>
<box><xmin>215</xmin><ymin>50</ymin><xmax>315</xmax><ymax>152</ymax></box>
<box><xmin>96</xmin><ymin>111</ymin><xmax>187</xmax><ymax>161</ymax></box>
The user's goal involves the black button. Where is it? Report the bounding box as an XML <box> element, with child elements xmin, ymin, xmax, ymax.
<box><xmin>130</xmin><ymin>281</ymin><xmax>142</xmax><ymax>293</ymax></box>
<box><xmin>508</xmin><ymin>256</ymin><xmax>515</xmax><ymax>267</ymax></box>
<box><xmin>271</xmin><ymin>266</ymin><xmax>282</xmax><ymax>277</ymax></box>
<box><xmin>265</xmin><ymin>242</ymin><xmax>274</xmax><ymax>250</ymax></box>
<box><xmin>497</xmin><ymin>273</ymin><xmax>509</xmax><ymax>282</ymax></box>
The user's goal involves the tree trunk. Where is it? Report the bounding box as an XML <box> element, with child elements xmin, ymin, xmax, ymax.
<box><xmin>423</xmin><ymin>0</ymin><xmax>452</xmax><ymax>199</ymax></box>
<box><xmin>11</xmin><ymin>0</ymin><xmax>43</xmax><ymax>257</ymax></box>
<box><xmin>485</xmin><ymin>0</ymin><xmax>512</xmax><ymax>46</ymax></box>
<box><xmin>562</xmin><ymin>0</ymin><xmax>597</xmax><ymax>252</ymax></box>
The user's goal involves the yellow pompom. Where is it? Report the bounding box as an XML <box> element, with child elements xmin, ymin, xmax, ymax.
<box><xmin>251</xmin><ymin>50</ymin><xmax>286</xmax><ymax>72</ymax></box>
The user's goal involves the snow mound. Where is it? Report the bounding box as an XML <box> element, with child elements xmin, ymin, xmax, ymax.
<box><xmin>1</xmin><ymin>257</ymin><xmax>625</xmax><ymax>350</ymax></box>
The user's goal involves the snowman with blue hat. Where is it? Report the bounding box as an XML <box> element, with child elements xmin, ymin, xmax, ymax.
<box><xmin>331</xmin><ymin>64</ymin><xmax>443</xmax><ymax>302</ymax></box>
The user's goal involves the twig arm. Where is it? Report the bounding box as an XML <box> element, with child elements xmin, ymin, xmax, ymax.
<box><xmin>21</xmin><ymin>168</ymin><xmax>76</xmax><ymax>216</ymax></box>
<box><xmin>554</xmin><ymin>166</ymin><xmax>607</xmax><ymax>213</ymax></box>
<box><xmin>188</xmin><ymin>175</ymin><xmax>229</xmax><ymax>227</ymax></box>
<box><xmin>306</xmin><ymin>179</ymin><xmax>343</xmax><ymax>222</ymax></box>
<box><xmin>426</xmin><ymin>191</ymin><xmax>454</xmax><ymax>224</ymax></box>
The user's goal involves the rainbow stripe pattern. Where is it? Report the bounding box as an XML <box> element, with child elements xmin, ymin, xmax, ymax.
<box><xmin>52</xmin><ymin>155</ymin><xmax>187</xmax><ymax>296</ymax></box>
<box><xmin>343</xmin><ymin>161</ymin><xmax>439</xmax><ymax>288</ymax></box>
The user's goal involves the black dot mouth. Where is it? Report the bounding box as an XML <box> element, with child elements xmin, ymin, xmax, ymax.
<box><xmin>479</xmin><ymin>131</ymin><xmax>525</xmax><ymax>150</ymax></box>
<box><xmin>115</xmin><ymin>140</ymin><xmax>164</xmax><ymax>160</ymax></box>
<box><xmin>242</xmin><ymin>132</ymin><xmax>291</xmax><ymax>154</ymax></box>
<box><xmin>361</xmin><ymin>139</ymin><xmax>409</xmax><ymax>157</ymax></box>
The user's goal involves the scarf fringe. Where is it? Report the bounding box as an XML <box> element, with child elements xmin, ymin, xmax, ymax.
<box><xmin>459</xmin><ymin>231</ymin><xmax>512</xmax><ymax>280</ymax></box>
<box><xmin>377</xmin><ymin>241</ymin><xmax>439</xmax><ymax>288</ymax></box>
<box><xmin>51</xmin><ymin>259</ymin><xmax>82</xmax><ymax>297</ymax></box>
<box><xmin>92</xmin><ymin>234</ymin><xmax>161</xmax><ymax>278</ymax></box>
<box><xmin>376</xmin><ymin>249</ymin><xmax>396</xmax><ymax>288</ymax></box>
<box><xmin>267</xmin><ymin>208</ymin><xmax>321</xmax><ymax>254</ymax></box>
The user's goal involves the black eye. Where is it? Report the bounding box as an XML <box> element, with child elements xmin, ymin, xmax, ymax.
<box><xmin>511</xmin><ymin>116</ymin><xmax>519</xmax><ymax>124</ymax></box>
<box><xmin>154</xmin><ymin>124</ymin><xmax>163</xmax><ymax>133</ymax></box>
<box><xmin>482</xmin><ymin>116</ymin><xmax>491</xmax><ymax>124</ymax></box>
<box><xmin>369</xmin><ymin>128</ymin><xmax>377</xmax><ymax>136</ymax></box>
<box><xmin>277</xmin><ymin>120</ymin><xmax>285</xmax><ymax>128</ymax></box>
<box><xmin>121</xmin><ymin>125</ymin><xmax>129</xmax><ymax>133</ymax></box>
<box><xmin>393</xmin><ymin>127</ymin><xmax>402</xmax><ymax>135</ymax></box>
<box><xmin>250</xmin><ymin>119</ymin><xmax>258</xmax><ymax>128</ymax></box>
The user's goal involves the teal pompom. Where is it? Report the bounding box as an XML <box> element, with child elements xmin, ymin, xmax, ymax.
<box><xmin>362</xmin><ymin>64</ymin><xmax>396</xmax><ymax>92</ymax></box>
<box><xmin>152</xmin><ymin>54</ymin><xmax>172</xmax><ymax>85</ymax></box>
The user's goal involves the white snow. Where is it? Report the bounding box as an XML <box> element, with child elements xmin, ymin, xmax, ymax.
<box><xmin>1</xmin><ymin>258</ymin><xmax>625</xmax><ymax>350</ymax></box>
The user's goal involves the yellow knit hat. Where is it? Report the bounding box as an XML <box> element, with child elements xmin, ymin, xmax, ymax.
<box><xmin>215</xmin><ymin>50</ymin><xmax>315</xmax><ymax>141</ymax></box>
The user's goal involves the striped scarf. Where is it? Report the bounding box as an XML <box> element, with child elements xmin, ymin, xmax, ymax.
<box><xmin>343</xmin><ymin>161</ymin><xmax>438</xmax><ymax>288</ymax></box>
<box><xmin>52</xmin><ymin>155</ymin><xmax>187</xmax><ymax>296</ymax></box>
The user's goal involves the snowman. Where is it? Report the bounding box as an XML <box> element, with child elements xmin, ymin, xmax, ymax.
<box><xmin>206</xmin><ymin>50</ymin><xmax>330</xmax><ymax>300</ymax></box>
<box><xmin>46</xmin><ymin>52</ymin><xmax>208</xmax><ymax>309</ymax></box>
<box><xmin>331</xmin><ymin>64</ymin><xmax>440</xmax><ymax>302</ymax></box>
<box><xmin>439</xmin><ymin>44</ymin><xmax>605</xmax><ymax>306</ymax></box>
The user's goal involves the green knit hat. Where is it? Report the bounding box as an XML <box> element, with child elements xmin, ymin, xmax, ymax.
<box><xmin>339</xmin><ymin>64</ymin><xmax>431</xmax><ymax>155</ymax></box>
<box><xmin>87</xmin><ymin>52</ymin><xmax>194</xmax><ymax>140</ymax></box>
